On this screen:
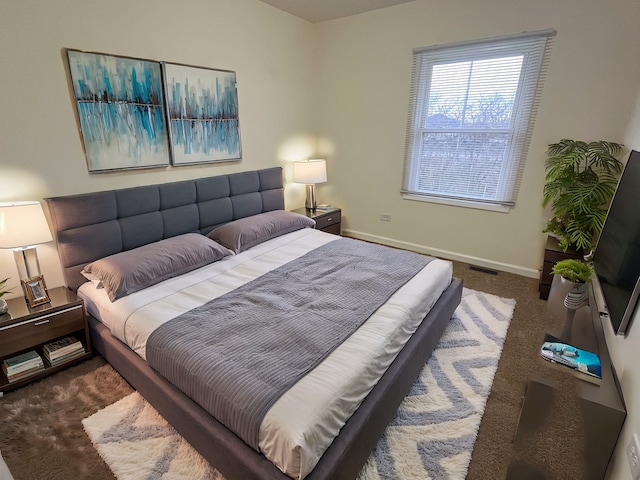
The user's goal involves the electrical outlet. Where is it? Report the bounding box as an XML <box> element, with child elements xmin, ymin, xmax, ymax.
<box><xmin>380</xmin><ymin>213</ymin><xmax>392</xmax><ymax>222</ymax></box>
<box><xmin>627</xmin><ymin>433</ymin><xmax>640</xmax><ymax>480</ymax></box>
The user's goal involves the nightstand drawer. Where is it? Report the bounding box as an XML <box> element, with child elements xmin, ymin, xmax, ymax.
<box><xmin>0</xmin><ymin>304</ymin><xmax>84</xmax><ymax>357</ymax></box>
<box><xmin>316</xmin><ymin>211</ymin><xmax>341</xmax><ymax>230</ymax></box>
<box><xmin>539</xmin><ymin>236</ymin><xmax>584</xmax><ymax>299</ymax></box>
<box><xmin>291</xmin><ymin>207</ymin><xmax>342</xmax><ymax>236</ymax></box>
<box><xmin>541</xmin><ymin>261</ymin><xmax>554</xmax><ymax>281</ymax></box>
<box><xmin>545</xmin><ymin>249</ymin><xmax>582</xmax><ymax>264</ymax></box>
<box><xmin>322</xmin><ymin>222</ymin><xmax>341</xmax><ymax>235</ymax></box>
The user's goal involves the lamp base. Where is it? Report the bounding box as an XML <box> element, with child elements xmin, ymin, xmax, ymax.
<box><xmin>14</xmin><ymin>246</ymin><xmax>43</xmax><ymax>299</ymax></box>
<box><xmin>13</xmin><ymin>246</ymin><xmax>42</xmax><ymax>280</ymax></box>
<box><xmin>305</xmin><ymin>184</ymin><xmax>317</xmax><ymax>210</ymax></box>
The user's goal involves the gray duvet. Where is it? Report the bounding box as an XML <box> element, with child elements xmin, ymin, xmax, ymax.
<box><xmin>146</xmin><ymin>238</ymin><xmax>434</xmax><ymax>449</ymax></box>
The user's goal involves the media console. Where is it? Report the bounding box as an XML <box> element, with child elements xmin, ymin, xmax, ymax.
<box><xmin>508</xmin><ymin>276</ymin><xmax>626</xmax><ymax>479</ymax></box>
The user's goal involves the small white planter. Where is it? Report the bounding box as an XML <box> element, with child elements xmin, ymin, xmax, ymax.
<box><xmin>560</xmin><ymin>276</ymin><xmax>588</xmax><ymax>310</ymax></box>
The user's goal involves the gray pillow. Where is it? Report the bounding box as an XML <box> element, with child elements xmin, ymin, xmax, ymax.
<box><xmin>207</xmin><ymin>210</ymin><xmax>315</xmax><ymax>253</ymax></box>
<box><xmin>82</xmin><ymin>233</ymin><xmax>234</xmax><ymax>301</ymax></box>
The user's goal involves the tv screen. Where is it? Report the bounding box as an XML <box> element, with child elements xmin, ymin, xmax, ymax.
<box><xmin>592</xmin><ymin>149</ymin><xmax>640</xmax><ymax>335</ymax></box>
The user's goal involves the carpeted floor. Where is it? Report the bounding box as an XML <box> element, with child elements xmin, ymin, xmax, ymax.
<box><xmin>454</xmin><ymin>262</ymin><xmax>586</xmax><ymax>480</ymax></box>
<box><xmin>0</xmin><ymin>357</ymin><xmax>132</xmax><ymax>480</ymax></box>
<box><xmin>0</xmin><ymin>259</ymin><xmax>582</xmax><ymax>480</ymax></box>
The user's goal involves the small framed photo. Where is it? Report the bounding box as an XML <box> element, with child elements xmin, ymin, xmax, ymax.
<box><xmin>22</xmin><ymin>275</ymin><xmax>51</xmax><ymax>307</ymax></box>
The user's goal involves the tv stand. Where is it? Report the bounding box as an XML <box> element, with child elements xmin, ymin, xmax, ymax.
<box><xmin>508</xmin><ymin>277</ymin><xmax>626</xmax><ymax>479</ymax></box>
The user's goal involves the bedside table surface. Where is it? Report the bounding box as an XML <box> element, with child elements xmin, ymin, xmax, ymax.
<box><xmin>0</xmin><ymin>287</ymin><xmax>80</xmax><ymax>328</ymax></box>
<box><xmin>292</xmin><ymin>206</ymin><xmax>341</xmax><ymax>219</ymax></box>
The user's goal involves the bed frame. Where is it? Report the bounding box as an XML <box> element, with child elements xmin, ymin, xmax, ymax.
<box><xmin>46</xmin><ymin>167</ymin><xmax>462</xmax><ymax>480</ymax></box>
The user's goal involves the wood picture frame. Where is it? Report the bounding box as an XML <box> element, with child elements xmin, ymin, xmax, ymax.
<box><xmin>22</xmin><ymin>275</ymin><xmax>51</xmax><ymax>307</ymax></box>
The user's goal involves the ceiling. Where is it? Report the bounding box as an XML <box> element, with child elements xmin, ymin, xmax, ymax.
<box><xmin>258</xmin><ymin>0</ymin><xmax>415</xmax><ymax>23</ymax></box>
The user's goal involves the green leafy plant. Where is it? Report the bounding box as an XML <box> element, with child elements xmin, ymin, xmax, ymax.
<box><xmin>0</xmin><ymin>277</ymin><xmax>11</xmax><ymax>298</ymax></box>
<box><xmin>550</xmin><ymin>259</ymin><xmax>594</xmax><ymax>283</ymax></box>
<box><xmin>542</xmin><ymin>139</ymin><xmax>624</xmax><ymax>252</ymax></box>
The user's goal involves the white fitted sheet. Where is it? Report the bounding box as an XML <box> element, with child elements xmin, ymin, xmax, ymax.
<box><xmin>78</xmin><ymin>228</ymin><xmax>453</xmax><ymax>479</ymax></box>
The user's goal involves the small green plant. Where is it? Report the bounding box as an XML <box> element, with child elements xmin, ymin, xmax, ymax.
<box><xmin>550</xmin><ymin>259</ymin><xmax>594</xmax><ymax>283</ymax></box>
<box><xmin>0</xmin><ymin>278</ymin><xmax>10</xmax><ymax>297</ymax></box>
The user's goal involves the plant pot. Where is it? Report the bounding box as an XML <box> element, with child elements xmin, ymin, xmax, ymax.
<box><xmin>561</xmin><ymin>277</ymin><xmax>588</xmax><ymax>310</ymax></box>
<box><xmin>0</xmin><ymin>298</ymin><xmax>7</xmax><ymax>315</ymax></box>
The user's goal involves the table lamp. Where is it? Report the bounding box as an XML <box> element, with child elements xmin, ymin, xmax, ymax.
<box><xmin>294</xmin><ymin>159</ymin><xmax>327</xmax><ymax>210</ymax></box>
<box><xmin>0</xmin><ymin>201</ymin><xmax>53</xmax><ymax>282</ymax></box>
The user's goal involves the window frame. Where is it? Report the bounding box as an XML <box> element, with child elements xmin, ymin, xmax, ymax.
<box><xmin>402</xmin><ymin>30</ymin><xmax>555</xmax><ymax>212</ymax></box>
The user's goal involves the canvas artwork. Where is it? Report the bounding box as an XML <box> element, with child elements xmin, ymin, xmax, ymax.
<box><xmin>66</xmin><ymin>50</ymin><xmax>170</xmax><ymax>172</ymax></box>
<box><xmin>163</xmin><ymin>63</ymin><xmax>242</xmax><ymax>165</ymax></box>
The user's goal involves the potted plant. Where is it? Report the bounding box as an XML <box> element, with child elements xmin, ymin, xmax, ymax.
<box><xmin>0</xmin><ymin>277</ymin><xmax>12</xmax><ymax>315</ymax></box>
<box><xmin>550</xmin><ymin>259</ymin><xmax>594</xmax><ymax>283</ymax></box>
<box><xmin>550</xmin><ymin>259</ymin><xmax>594</xmax><ymax>309</ymax></box>
<box><xmin>542</xmin><ymin>139</ymin><xmax>624</xmax><ymax>253</ymax></box>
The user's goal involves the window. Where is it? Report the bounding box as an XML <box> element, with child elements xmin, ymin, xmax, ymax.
<box><xmin>402</xmin><ymin>30</ymin><xmax>555</xmax><ymax>211</ymax></box>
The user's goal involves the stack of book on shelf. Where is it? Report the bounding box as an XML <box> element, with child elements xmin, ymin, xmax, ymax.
<box><xmin>43</xmin><ymin>336</ymin><xmax>85</xmax><ymax>366</ymax></box>
<box><xmin>2</xmin><ymin>350</ymin><xmax>44</xmax><ymax>383</ymax></box>
<box><xmin>540</xmin><ymin>334</ymin><xmax>602</xmax><ymax>385</ymax></box>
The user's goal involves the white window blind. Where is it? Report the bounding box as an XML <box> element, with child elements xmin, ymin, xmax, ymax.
<box><xmin>402</xmin><ymin>30</ymin><xmax>555</xmax><ymax>209</ymax></box>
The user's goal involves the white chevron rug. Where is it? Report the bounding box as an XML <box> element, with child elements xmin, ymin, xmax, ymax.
<box><xmin>83</xmin><ymin>288</ymin><xmax>515</xmax><ymax>480</ymax></box>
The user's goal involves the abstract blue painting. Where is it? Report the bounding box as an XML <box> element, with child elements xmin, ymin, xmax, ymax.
<box><xmin>163</xmin><ymin>63</ymin><xmax>242</xmax><ymax>165</ymax></box>
<box><xmin>66</xmin><ymin>50</ymin><xmax>170</xmax><ymax>172</ymax></box>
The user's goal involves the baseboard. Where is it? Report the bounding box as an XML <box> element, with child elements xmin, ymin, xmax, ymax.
<box><xmin>343</xmin><ymin>229</ymin><xmax>540</xmax><ymax>279</ymax></box>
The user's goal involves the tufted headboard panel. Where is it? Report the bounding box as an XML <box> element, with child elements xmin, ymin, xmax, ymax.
<box><xmin>46</xmin><ymin>167</ymin><xmax>284</xmax><ymax>291</ymax></box>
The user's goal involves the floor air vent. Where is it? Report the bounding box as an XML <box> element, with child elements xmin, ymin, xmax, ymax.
<box><xmin>469</xmin><ymin>265</ymin><xmax>498</xmax><ymax>275</ymax></box>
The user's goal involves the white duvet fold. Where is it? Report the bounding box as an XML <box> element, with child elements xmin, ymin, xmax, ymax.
<box><xmin>78</xmin><ymin>228</ymin><xmax>452</xmax><ymax>479</ymax></box>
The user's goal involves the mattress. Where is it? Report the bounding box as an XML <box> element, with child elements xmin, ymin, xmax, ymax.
<box><xmin>78</xmin><ymin>228</ymin><xmax>453</xmax><ymax>479</ymax></box>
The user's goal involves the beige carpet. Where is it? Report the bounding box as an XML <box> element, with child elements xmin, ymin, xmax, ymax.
<box><xmin>0</xmin><ymin>357</ymin><xmax>132</xmax><ymax>480</ymax></box>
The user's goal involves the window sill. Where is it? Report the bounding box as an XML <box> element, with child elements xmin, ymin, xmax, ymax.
<box><xmin>401</xmin><ymin>193</ymin><xmax>511</xmax><ymax>213</ymax></box>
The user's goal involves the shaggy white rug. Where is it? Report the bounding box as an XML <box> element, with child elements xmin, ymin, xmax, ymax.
<box><xmin>83</xmin><ymin>288</ymin><xmax>515</xmax><ymax>480</ymax></box>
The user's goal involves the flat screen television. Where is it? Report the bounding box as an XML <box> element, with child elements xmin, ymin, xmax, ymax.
<box><xmin>591</xmin><ymin>149</ymin><xmax>640</xmax><ymax>335</ymax></box>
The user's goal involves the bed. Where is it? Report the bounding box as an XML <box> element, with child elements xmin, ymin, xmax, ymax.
<box><xmin>45</xmin><ymin>167</ymin><xmax>462</xmax><ymax>480</ymax></box>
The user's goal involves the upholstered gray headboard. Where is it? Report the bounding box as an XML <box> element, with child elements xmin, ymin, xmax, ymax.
<box><xmin>46</xmin><ymin>167</ymin><xmax>284</xmax><ymax>291</ymax></box>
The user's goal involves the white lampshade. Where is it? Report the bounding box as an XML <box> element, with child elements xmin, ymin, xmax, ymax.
<box><xmin>0</xmin><ymin>201</ymin><xmax>53</xmax><ymax>249</ymax></box>
<box><xmin>294</xmin><ymin>159</ymin><xmax>327</xmax><ymax>185</ymax></box>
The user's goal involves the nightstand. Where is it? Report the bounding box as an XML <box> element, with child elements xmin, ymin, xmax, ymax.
<box><xmin>539</xmin><ymin>236</ymin><xmax>583</xmax><ymax>300</ymax></box>
<box><xmin>293</xmin><ymin>206</ymin><xmax>342</xmax><ymax>235</ymax></box>
<box><xmin>0</xmin><ymin>287</ymin><xmax>91</xmax><ymax>393</ymax></box>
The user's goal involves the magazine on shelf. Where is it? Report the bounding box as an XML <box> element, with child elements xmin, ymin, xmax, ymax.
<box><xmin>46</xmin><ymin>349</ymin><xmax>86</xmax><ymax>366</ymax></box>
<box><xmin>43</xmin><ymin>336</ymin><xmax>84</xmax><ymax>361</ymax></box>
<box><xmin>4</xmin><ymin>358</ymin><xmax>43</xmax><ymax>376</ymax></box>
<box><xmin>4</xmin><ymin>364</ymin><xmax>45</xmax><ymax>383</ymax></box>
<box><xmin>2</xmin><ymin>352</ymin><xmax>44</xmax><ymax>383</ymax></box>
<box><xmin>540</xmin><ymin>334</ymin><xmax>602</xmax><ymax>385</ymax></box>
<box><xmin>44</xmin><ymin>336</ymin><xmax>81</xmax><ymax>353</ymax></box>
<box><xmin>2</xmin><ymin>350</ymin><xmax>43</xmax><ymax>375</ymax></box>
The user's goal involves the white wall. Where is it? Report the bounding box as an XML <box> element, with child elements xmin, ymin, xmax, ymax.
<box><xmin>4</xmin><ymin>0</ymin><xmax>639</xmax><ymax>287</ymax></box>
<box><xmin>604</xmin><ymin>87</ymin><xmax>640</xmax><ymax>480</ymax></box>
<box><xmin>311</xmin><ymin>3</ymin><xmax>640</xmax><ymax>476</ymax></box>
<box><xmin>313</xmin><ymin>0</ymin><xmax>640</xmax><ymax>278</ymax></box>
<box><xmin>0</xmin><ymin>0</ymin><xmax>316</xmax><ymax>295</ymax></box>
